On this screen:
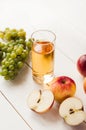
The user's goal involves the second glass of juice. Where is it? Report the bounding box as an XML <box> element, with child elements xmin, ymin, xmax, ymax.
<box><xmin>31</xmin><ymin>30</ymin><xmax>56</xmax><ymax>85</ymax></box>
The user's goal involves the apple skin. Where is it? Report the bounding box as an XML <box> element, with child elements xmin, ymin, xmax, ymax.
<box><xmin>83</xmin><ymin>77</ymin><xmax>86</xmax><ymax>94</ymax></box>
<box><xmin>77</xmin><ymin>54</ymin><xmax>86</xmax><ymax>77</ymax></box>
<box><xmin>44</xmin><ymin>76</ymin><xmax>76</xmax><ymax>103</ymax></box>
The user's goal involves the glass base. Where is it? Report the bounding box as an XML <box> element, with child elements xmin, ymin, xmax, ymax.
<box><xmin>32</xmin><ymin>74</ymin><xmax>54</xmax><ymax>85</ymax></box>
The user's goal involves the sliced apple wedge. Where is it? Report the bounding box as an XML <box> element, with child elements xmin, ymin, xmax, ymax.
<box><xmin>83</xmin><ymin>77</ymin><xmax>86</xmax><ymax>93</ymax></box>
<box><xmin>27</xmin><ymin>89</ymin><xmax>54</xmax><ymax>113</ymax></box>
<box><xmin>59</xmin><ymin>97</ymin><xmax>86</xmax><ymax>126</ymax></box>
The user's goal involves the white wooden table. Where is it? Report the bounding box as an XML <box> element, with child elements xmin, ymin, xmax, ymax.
<box><xmin>0</xmin><ymin>0</ymin><xmax>86</xmax><ymax>130</ymax></box>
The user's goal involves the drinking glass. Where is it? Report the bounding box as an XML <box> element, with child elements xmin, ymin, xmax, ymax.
<box><xmin>31</xmin><ymin>30</ymin><xmax>56</xmax><ymax>84</ymax></box>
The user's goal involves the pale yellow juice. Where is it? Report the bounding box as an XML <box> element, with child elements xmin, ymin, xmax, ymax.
<box><xmin>32</xmin><ymin>41</ymin><xmax>54</xmax><ymax>84</ymax></box>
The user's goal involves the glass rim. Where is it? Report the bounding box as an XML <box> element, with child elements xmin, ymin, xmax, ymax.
<box><xmin>31</xmin><ymin>29</ymin><xmax>56</xmax><ymax>43</ymax></box>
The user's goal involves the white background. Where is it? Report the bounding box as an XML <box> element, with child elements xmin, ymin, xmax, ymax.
<box><xmin>0</xmin><ymin>0</ymin><xmax>86</xmax><ymax>130</ymax></box>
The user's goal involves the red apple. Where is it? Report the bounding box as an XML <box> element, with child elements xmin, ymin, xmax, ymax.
<box><xmin>77</xmin><ymin>54</ymin><xmax>86</xmax><ymax>77</ymax></box>
<box><xmin>44</xmin><ymin>76</ymin><xmax>76</xmax><ymax>103</ymax></box>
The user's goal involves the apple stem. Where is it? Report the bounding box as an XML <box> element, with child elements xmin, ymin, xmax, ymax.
<box><xmin>61</xmin><ymin>80</ymin><xmax>66</xmax><ymax>84</ymax></box>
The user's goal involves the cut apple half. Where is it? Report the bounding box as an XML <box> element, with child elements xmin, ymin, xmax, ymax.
<box><xmin>59</xmin><ymin>97</ymin><xmax>86</xmax><ymax>126</ymax></box>
<box><xmin>27</xmin><ymin>89</ymin><xmax>54</xmax><ymax>113</ymax></box>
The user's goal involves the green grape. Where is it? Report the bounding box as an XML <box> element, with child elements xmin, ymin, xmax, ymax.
<box><xmin>1</xmin><ymin>58</ymin><xmax>6</xmax><ymax>65</ymax></box>
<box><xmin>4</xmin><ymin>32</ymin><xmax>12</xmax><ymax>41</ymax></box>
<box><xmin>21</xmin><ymin>52</ymin><xmax>27</xmax><ymax>59</ymax></box>
<box><xmin>11</xmin><ymin>52</ymin><xmax>16</xmax><ymax>59</ymax></box>
<box><xmin>2</xmin><ymin>65</ymin><xmax>5</xmax><ymax>70</ymax></box>
<box><xmin>19</xmin><ymin>45</ymin><xmax>23</xmax><ymax>50</ymax></box>
<box><xmin>0</xmin><ymin>42</ymin><xmax>4</xmax><ymax>48</ymax></box>
<box><xmin>9</xmin><ymin>59</ymin><xmax>14</xmax><ymax>65</ymax></box>
<box><xmin>1</xmin><ymin>68</ymin><xmax>8</xmax><ymax>76</ymax></box>
<box><xmin>18</xmin><ymin>38</ymin><xmax>25</xmax><ymax>44</ymax></box>
<box><xmin>5</xmin><ymin>61</ymin><xmax>10</xmax><ymax>67</ymax></box>
<box><xmin>8</xmin><ymin>70</ymin><xmax>15</xmax><ymax>77</ymax></box>
<box><xmin>9</xmin><ymin>64</ymin><xmax>14</xmax><ymax>70</ymax></box>
<box><xmin>6</xmin><ymin>41</ymin><xmax>12</xmax><ymax>46</ymax></box>
<box><xmin>8</xmin><ymin>57</ymin><xmax>13</xmax><ymax>62</ymax></box>
<box><xmin>6</xmin><ymin>53</ymin><xmax>11</xmax><ymax>58</ymax></box>
<box><xmin>0</xmin><ymin>27</ymin><xmax>32</xmax><ymax>80</ymax></box>
<box><xmin>7</xmin><ymin>46</ymin><xmax>13</xmax><ymax>52</ymax></box>
<box><xmin>17</xmin><ymin>61</ymin><xmax>24</xmax><ymax>69</ymax></box>
<box><xmin>26</xmin><ymin>39</ymin><xmax>33</xmax><ymax>49</ymax></box>
<box><xmin>18</xmin><ymin>30</ymin><xmax>26</xmax><ymax>37</ymax></box>
<box><xmin>16</xmin><ymin>48</ymin><xmax>23</xmax><ymax>55</ymax></box>
<box><xmin>11</xmin><ymin>41</ymin><xmax>17</xmax><ymax>46</ymax></box>
<box><xmin>0</xmin><ymin>31</ymin><xmax>4</xmax><ymax>38</ymax></box>
<box><xmin>23</xmin><ymin>49</ymin><xmax>28</xmax><ymax>55</ymax></box>
<box><xmin>1</xmin><ymin>45</ymin><xmax>7</xmax><ymax>52</ymax></box>
<box><xmin>4</xmin><ymin>75</ymin><xmax>10</xmax><ymax>80</ymax></box>
<box><xmin>11</xmin><ymin>31</ymin><xmax>18</xmax><ymax>38</ymax></box>
<box><xmin>14</xmin><ymin>45</ymin><xmax>18</xmax><ymax>51</ymax></box>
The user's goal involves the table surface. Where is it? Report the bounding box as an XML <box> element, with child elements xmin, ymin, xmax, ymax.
<box><xmin>0</xmin><ymin>0</ymin><xmax>86</xmax><ymax>130</ymax></box>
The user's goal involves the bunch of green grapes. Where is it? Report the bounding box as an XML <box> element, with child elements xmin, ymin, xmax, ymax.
<box><xmin>0</xmin><ymin>28</ymin><xmax>33</xmax><ymax>80</ymax></box>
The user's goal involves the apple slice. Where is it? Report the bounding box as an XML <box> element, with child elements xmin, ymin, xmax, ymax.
<box><xmin>59</xmin><ymin>97</ymin><xmax>86</xmax><ymax>126</ymax></box>
<box><xmin>27</xmin><ymin>89</ymin><xmax>54</xmax><ymax>113</ymax></box>
<box><xmin>83</xmin><ymin>77</ymin><xmax>86</xmax><ymax>93</ymax></box>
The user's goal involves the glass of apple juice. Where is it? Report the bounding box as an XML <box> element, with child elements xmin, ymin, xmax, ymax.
<box><xmin>31</xmin><ymin>30</ymin><xmax>56</xmax><ymax>85</ymax></box>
